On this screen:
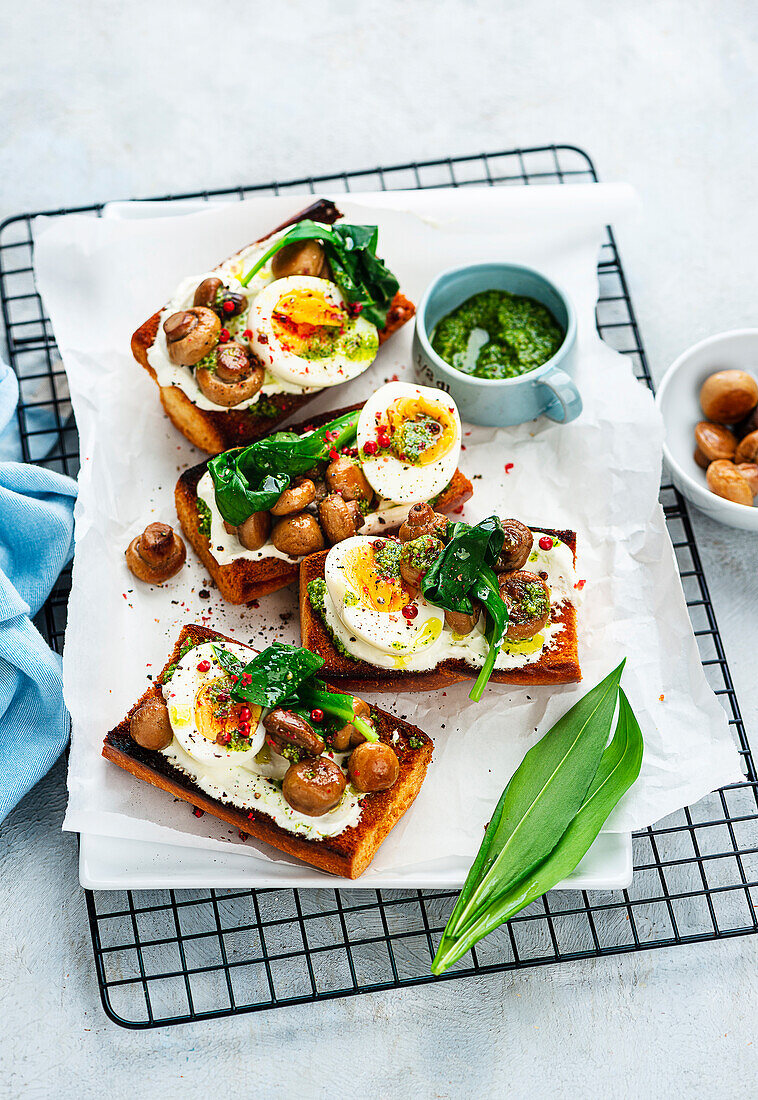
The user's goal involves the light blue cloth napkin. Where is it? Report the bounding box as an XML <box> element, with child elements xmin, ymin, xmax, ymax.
<box><xmin>0</xmin><ymin>360</ymin><xmax>77</xmax><ymax>821</ymax></box>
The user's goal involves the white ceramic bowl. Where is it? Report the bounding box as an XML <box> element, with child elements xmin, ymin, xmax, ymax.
<box><xmin>656</xmin><ymin>329</ymin><xmax>758</xmax><ymax>531</ymax></box>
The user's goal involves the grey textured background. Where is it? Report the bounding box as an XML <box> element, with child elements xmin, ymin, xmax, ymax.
<box><xmin>1</xmin><ymin>2</ymin><xmax>757</xmax><ymax>1097</ymax></box>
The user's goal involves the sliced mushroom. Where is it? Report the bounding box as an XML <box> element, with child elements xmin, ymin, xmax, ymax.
<box><xmin>282</xmin><ymin>757</ymin><xmax>346</xmax><ymax>816</ymax></box>
<box><xmin>735</xmin><ymin>430</ymin><xmax>758</xmax><ymax>465</ymax></box>
<box><xmin>319</xmin><ymin>494</ymin><xmax>364</xmax><ymax>545</ymax></box>
<box><xmin>237</xmin><ymin>510</ymin><xmax>271</xmax><ymax>550</ymax></box>
<box><xmin>130</xmin><ymin>695</ymin><xmax>173</xmax><ymax>751</ymax></box>
<box><xmin>495</xmin><ymin>519</ymin><xmax>533</xmax><ymax>572</ymax></box>
<box><xmin>263</xmin><ymin>708</ymin><xmax>324</xmax><ymax>757</ymax></box>
<box><xmin>163</xmin><ymin>307</ymin><xmax>220</xmax><ymax>367</ymax></box>
<box><xmin>694</xmin><ymin>421</ymin><xmax>737</xmax><ymax>462</ymax></box>
<box><xmin>398</xmin><ymin>502</ymin><xmax>448</xmax><ymax>543</ymax></box>
<box><xmin>706</xmin><ymin>460</ymin><xmax>753</xmax><ymax>506</ymax></box>
<box><xmin>736</xmin><ymin>463</ymin><xmax>758</xmax><ymax>496</ymax></box>
<box><xmin>271</xmin><ymin>239</ymin><xmax>328</xmax><ymax>280</ymax></box>
<box><xmin>498</xmin><ymin>570</ymin><xmax>551</xmax><ymax>640</ymax></box>
<box><xmin>700</xmin><ymin>370</ymin><xmax>758</xmax><ymax>424</ymax></box>
<box><xmin>271</xmin><ymin>478</ymin><xmax>317</xmax><ymax>516</ymax></box>
<box><xmin>196</xmin><ymin>344</ymin><xmax>265</xmax><ymax>407</ymax></box>
<box><xmin>325</xmin><ymin>455</ymin><xmax>374</xmax><ymax>504</ymax></box>
<box><xmin>126</xmin><ymin>522</ymin><xmax>186</xmax><ymax>584</ymax></box>
<box><xmin>271</xmin><ymin>512</ymin><xmax>325</xmax><ymax>556</ymax></box>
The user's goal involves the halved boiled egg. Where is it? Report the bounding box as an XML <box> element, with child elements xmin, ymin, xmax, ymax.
<box><xmin>357</xmin><ymin>382</ymin><xmax>461</xmax><ymax>503</ymax></box>
<box><xmin>250</xmin><ymin>276</ymin><xmax>379</xmax><ymax>388</ymax></box>
<box><xmin>162</xmin><ymin>642</ymin><xmax>265</xmax><ymax>767</ymax></box>
<box><xmin>325</xmin><ymin>535</ymin><xmax>445</xmax><ymax>657</ymax></box>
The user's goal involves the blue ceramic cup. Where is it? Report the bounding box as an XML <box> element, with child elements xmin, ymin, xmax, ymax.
<box><xmin>413</xmin><ymin>262</ymin><xmax>581</xmax><ymax>426</ymax></box>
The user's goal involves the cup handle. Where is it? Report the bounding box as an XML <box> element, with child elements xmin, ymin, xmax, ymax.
<box><xmin>539</xmin><ymin>365</ymin><xmax>583</xmax><ymax>423</ymax></box>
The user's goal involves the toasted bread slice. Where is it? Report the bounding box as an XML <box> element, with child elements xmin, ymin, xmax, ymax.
<box><xmin>299</xmin><ymin>528</ymin><xmax>581</xmax><ymax>692</ymax></box>
<box><xmin>102</xmin><ymin>624</ymin><xmax>433</xmax><ymax>879</ymax></box>
<box><xmin>175</xmin><ymin>403</ymin><xmax>474</xmax><ymax>604</ymax></box>
<box><xmin>132</xmin><ymin>198</ymin><xmax>416</xmax><ymax>454</ymax></box>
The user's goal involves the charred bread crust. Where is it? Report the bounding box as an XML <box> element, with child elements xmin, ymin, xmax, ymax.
<box><xmin>299</xmin><ymin>528</ymin><xmax>581</xmax><ymax>692</ymax></box>
<box><xmin>132</xmin><ymin>198</ymin><xmax>416</xmax><ymax>454</ymax></box>
<box><xmin>175</xmin><ymin>403</ymin><xmax>474</xmax><ymax>604</ymax></box>
<box><xmin>102</xmin><ymin>624</ymin><xmax>433</xmax><ymax>879</ymax></box>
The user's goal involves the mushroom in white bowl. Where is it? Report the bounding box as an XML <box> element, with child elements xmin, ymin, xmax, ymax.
<box><xmin>655</xmin><ymin>329</ymin><xmax>758</xmax><ymax>532</ymax></box>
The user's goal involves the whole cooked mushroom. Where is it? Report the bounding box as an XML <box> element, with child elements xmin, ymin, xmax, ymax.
<box><xmin>699</xmin><ymin>370</ymin><xmax>758</xmax><ymax>424</ymax></box>
<box><xmin>271</xmin><ymin>239</ymin><xmax>328</xmax><ymax>280</ymax></box>
<box><xmin>318</xmin><ymin>494</ymin><xmax>364</xmax><ymax>545</ymax></box>
<box><xmin>163</xmin><ymin>307</ymin><xmax>221</xmax><ymax>367</ymax></box>
<box><xmin>271</xmin><ymin>512</ymin><xmax>325</xmax><ymax>556</ymax></box>
<box><xmin>498</xmin><ymin>570</ymin><xmax>551</xmax><ymax>640</ymax></box>
<box><xmin>398</xmin><ymin>502</ymin><xmax>448</xmax><ymax>543</ymax></box>
<box><xmin>325</xmin><ymin>455</ymin><xmax>374</xmax><ymax>505</ymax></box>
<box><xmin>282</xmin><ymin>756</ymin><xmax>346</xmax><ymax>816</ymax></box>
<box><xmin>196</xmin><ymin>343</ymin><xmax>265</xmax><ymax>407</ymax></box>
<box><xmin>706</xmin><ymin>460</ymin><xmax>753</xmax><ymax>506</ymax></box>
<box><xmin>130</xmin><ymin>695</ymin><xmax>173</xmax><ymax>751</ymax></box>
<box><xmin>495</xmin><ymin>518</ymin><xmax>534</xmax><ymax>572</ymax></box>
<box><xmin>126</xmin><ymin>522</ymin><xmax>186</xmax><ymax>584</ymax></box>
<box><xmin>271</xmin><ymin>478</ymin><xmax>317</xmax><ymax>516</ymax></box>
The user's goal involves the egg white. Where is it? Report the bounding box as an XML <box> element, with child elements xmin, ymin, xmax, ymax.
<box><xmin>249</xmin><ymin>275</ymin><xmax>378</xmax><ymax>388</ymax></box>
<box><xmin>357</xmin><ymin>382</ymin><xmax>461</xmax><ymax>504</ymax></box>
<box><xmin>325</xmin><ymin>535</ymin><xmax>445</xmax><ymax>657</ymax></box>
<box><xmin>161</xmin><ymin>641</ymin><xmax>265</xmax><ymax>770</ymax></box>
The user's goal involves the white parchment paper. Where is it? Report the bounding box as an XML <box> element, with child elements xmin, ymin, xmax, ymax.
<box><xmin>33</xmin><ymin>185</ymin><xmax>742</xmax><ymax>883</ymax></box>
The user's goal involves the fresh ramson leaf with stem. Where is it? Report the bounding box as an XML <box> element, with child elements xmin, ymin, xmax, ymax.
<box><xmin>443</xmin><ymin>661</ymin><xmax>626</xmax><ymax>942</ymax></box>
<box><xmin>297</xmin><ymin>682</ymin><xmax>379</xmax><ymax>743</ymax></box>
<box><xmin>431</xmin><ymin>686</ymin><xmax>643</xmax><ymax>974</ymax></box>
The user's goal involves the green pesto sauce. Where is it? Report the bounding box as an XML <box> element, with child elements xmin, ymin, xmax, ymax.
<box><xmin>160</xmin><ymin>638</ymin><xmax>202</xmax><ymax>684</ymax></box>
<box><xmin>373</xmin><ymin>540</ymin><xmax>402</xmax><ymax>581</ymax></box>
<box><xmin>196</xmin><ymin>497</ymin><xmax>212</xmax><ymax>538</ymax></box>
<box><xmin>513</xmin><ymin>581</ymin><xmax>549</xmax><ymax>622</ymax></box>
<box><xmin>391</xmin><ymin>415</ymin><xmax>439</xmax><ymax>463</ymax></box>
<box><xmin>307</xmin><ymin>579</ymin><xmax>358</xmax><ymax>662</ymax></box>
<box><xmin>431</xmin><ymin>289</ymin><xmax>564</xmax><ymax>380</ymax></box>
<box><xmin>401</xmin><ymin>534</ymin><xmax>443</xmax><ymax>573</ymax></box>
<box><xmin>297</xmin><ymin>322</ymin><xmax>378</xmax><ymax>364</ymax></box>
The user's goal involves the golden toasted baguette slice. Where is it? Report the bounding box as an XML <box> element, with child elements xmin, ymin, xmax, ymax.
<box><xmin>132</xmin><ymin>198</ymin><xmax>415</xmax><ymax>454</ymax></box>
<box><xmin>102</xmin><ymin>624</ymin><xmax>434</xmax><ymax>879</ymax></box>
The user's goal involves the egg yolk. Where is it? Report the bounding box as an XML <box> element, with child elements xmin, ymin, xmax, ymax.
<box><xmin>272</xmin><ymin>288</ymin><xmax>346</xmax><ymax>352</ymax></box>
<box><xmin>194</xmin><ymin>677</ymin><xmax>261</xmax><ymax>743</ymax></box>
<box><xmin>343</xmin><ymin>544</ymin><xmax>411</xmax><ymax>614</ymax></box>
<box><xmin>382</xmin><ymin>395</ymin><xmax>457</xmax><ymax>465</ymax></box>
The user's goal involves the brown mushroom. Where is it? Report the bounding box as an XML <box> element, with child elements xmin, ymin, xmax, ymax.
<box><xmin>271</xmin><ymin>478</ymin><xmax>317</xmax><ymax>516</ymax></box>
<box><xmin>736</xmin><ymin>463</ymin><xmax>758</xmax><ymax>496</ymax></box>
<box><xmin>331</xmin><ymin>697</ymin><xmax>373</xmax><ymax>751</ymax></box>
<box><xmin>237</xmin><ymin>510</ymin><xmax>271</xmax><ymax>550</ymax></box>
<box><xmin>398</xmin><ymin>535</ymin><xmax>444</xmax><ymax>589</ymax></box>
<box><xmin>126</xmin><ymin>522</ymin><xmax>186</xmax><ymax>584</ymax></box>
<box><xmin>318</xmin><ymin>494</ymin><xmax>364</xmax><ymax>545</ymax></box>
<box><xmin>736</xmin><ymin>406</ymin><xmax>758</xmax><ymax>439</ymax></box>
<box><xmin>699</xmin><ymin>370</ymin><xmax>758</xmax><ymax>424</ymax></box>
<box><xmin>193</xmin><ymin>277</ymin><xmax>224</xmax><ymax>308</ymax></box>
<box><xmin>130</xmin><ymin>695</ymin><xmax>173</xmax><ymax>751</ymax></box>
<box><xmin>196</xmin><ymin>343</ymin><xmax>265</xmax><ymax>407</ymax></box>
<box><xmin>325</xmin><ymin>455</ymin><xmax>374</xmax><ymax>505</ymax></box>
<box><xmin>398</xmin><ymin>502</ymin><xmax>448</xmax><ymax>543</ymax></box>
<box><xmin>282</xmin><ymin>757</ymin><xmax>346</xmax><ymax>816</ymax></box>
<box><xmin>348</xmin><ymin>742</ymin><xmax>400</xmax><ymax>793</ymax></box>
<box><xmin>263</xmin><ymin>708</ymin><xmax>324</xmax><ymax>758</ymax></box>
<box><xmin>271</xmin><ymin>512</ymin><xmax>325</xmax><ymax>556</ymax></box>
<box><xmin>499</xmin><ymin>570</ymin><xmax>551</xmax><ymax>640</ymax></box>
<box><xmin>444</xmin><ymin>605</ymin><xmax>481</xmax><ymax>636</ymax></box>
<box><xmin>735</xmin><ymin>430</ymin><xmax>758</xmax><ymax>465</ymax></box>
<box><xmin>495</xmin><ymin>518</ymin><xmax>534</xmax><ymax>572</ymax></box>
<box><xmin>706</xmin><ymin>460</ymin><xmax>753</xmax><ymax>506</ymax></box>
<box><xmin>271</xmin><ymin>239</ymin><xmax>328</xmax><ymax>280</ymax></box>
<box><xmin>163</xmin><ymin>307</ymin><xmax>221</xmax><ymax>367</ymax></box>
<box><xmin>694</xmin><ymin>447</ymin><xmax>711</xmax><ymax>470</ymax></box>
<box><xmin>694</xmin><ymin>421</ymin><xmax>737</xmax><ymax>462</ymax></box>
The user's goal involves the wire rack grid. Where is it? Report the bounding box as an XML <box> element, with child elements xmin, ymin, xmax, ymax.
<box><xmin>1</xmin><ymin>145</ymin><xmax>756</xmax><ymax>1029</ymax></box>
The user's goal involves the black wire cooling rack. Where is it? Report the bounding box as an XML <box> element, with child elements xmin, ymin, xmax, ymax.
<box><xmin>1</xmin><ymin>145</ymin><xmax>756</xmax><ymax>1029</ymax></box>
